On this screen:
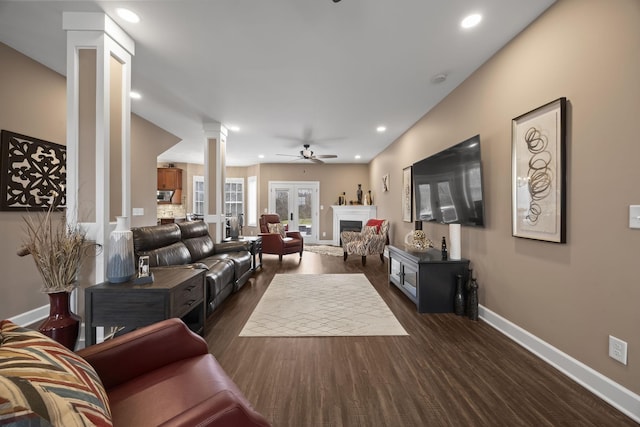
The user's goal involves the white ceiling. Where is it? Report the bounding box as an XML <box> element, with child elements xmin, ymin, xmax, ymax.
<box><xmin>0</xmin><ymin>0</ymin><xmax>555</xmax><ymax>166</ymax></box>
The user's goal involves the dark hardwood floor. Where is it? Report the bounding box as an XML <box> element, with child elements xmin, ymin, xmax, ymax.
<box><xmin>205</xmin><ymin>251</ymin><xmax>636</xmax><ymax>427</ymax></box>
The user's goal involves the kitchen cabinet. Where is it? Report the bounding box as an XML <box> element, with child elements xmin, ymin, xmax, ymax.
<box><xmin>157</xmin><ymin>168</ymin><xmax>182</xmax><ymax>190</ymax></box>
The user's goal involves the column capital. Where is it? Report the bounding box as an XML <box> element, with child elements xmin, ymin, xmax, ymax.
<box><xmin>203</xmin><ymin>122</ymin><xmax>228</xmax><ymax>139</ymax></box>
<box><xmin>63</xmin><ymin>12</ymin><xmax>135</xmax><ymax>55</ymax></box>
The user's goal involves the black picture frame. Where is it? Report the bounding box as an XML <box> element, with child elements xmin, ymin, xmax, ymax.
<box><xmin>511</xmin><ymin>97</ymin><xmax>567</xmax><ymax>243</ymax></box>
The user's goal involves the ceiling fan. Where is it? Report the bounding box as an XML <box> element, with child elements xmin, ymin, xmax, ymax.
<box><xmin>277</xmin><ymin>144</ymin><xmax>338</xmax><ymax>164</ymax></box>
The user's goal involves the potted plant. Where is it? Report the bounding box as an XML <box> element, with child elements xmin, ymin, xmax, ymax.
<box><xmin>17</xmin><ymin>206</ymin><xmax>92</xmax><ymax>350</ymax></box>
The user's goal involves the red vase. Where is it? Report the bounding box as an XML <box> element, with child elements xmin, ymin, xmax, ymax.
<box><xmin>39</xmin><ymin>291</ymin><xmax>81</xmax><ymax>350</ymax></box>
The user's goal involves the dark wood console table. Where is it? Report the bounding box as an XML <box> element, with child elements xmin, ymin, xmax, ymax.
<box><xmin>388</xmin><ymin>246</ymin><xmax>470</xmax><ymax>313</ymax></box>
<box><xmin>85</xmin><ymin>267</ymin><xmax>206</xmax><ymax>346</ymax></box>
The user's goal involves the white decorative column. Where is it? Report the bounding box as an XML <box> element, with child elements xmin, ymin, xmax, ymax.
<box><xmin>203</xmin><ymin>122</ymin><xmax>227</xmax><ymax>242</ymax></box>
<box><xmin>64</xmin><ymin>12</ymin><xmax>134</xmax><ymax>298</ymax></box>
<box><xmin>331</xmin><ymin>205</ymin><xmax>377</xmax><ymax>246</ymax></box>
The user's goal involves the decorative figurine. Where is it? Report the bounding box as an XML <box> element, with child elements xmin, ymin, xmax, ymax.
<box><xmin>441</xmin><ymin>236</ymin><xmax>448</xmax><ymax>260</ymax></box>
<box><xmin>468</xmin><ymin>278</ymin><xmax>479</xmax><ymax>321</ymax></box>
<box><xmin>357</xmin><ymin>184</ymin><xmax>363</xmax><ymax>205</ymax></box>
<box><xmin>454</xmin><ymin>274</ymin><xmax>465</xmax><ymax>316</ymax></box>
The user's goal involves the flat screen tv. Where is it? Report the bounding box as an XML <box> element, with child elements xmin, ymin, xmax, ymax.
<box><xmin>412</xmin><ymin>134</ymin><xmax>485</xmax><ymax>227</ymax></box>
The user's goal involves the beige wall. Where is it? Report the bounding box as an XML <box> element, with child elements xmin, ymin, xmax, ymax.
<box><xmin>371</xmin><ymin>0</ymin><xmax>640</xmax><ymax>393</ymax></box>
<box><xmin>0</xmin><ymin>42</ymin><xmax>67</xmax><ymax>317</ymax></box>
<box><xmin>221</xmin><ymin>163</ymin><xmax>369</xmax><ymax>239</ymax></box>
<box><xmin>183</xmin><ymin>163</ymin><xmax>205</xmax><ymax>213</ymax></box>
<box><xmin>131</xmin><ymin>122</ymin><xmax>181</xmax><ymax>228</ymax></box>
<box><xmin>0</xmin><ymin>42</ymin><xmax>180</xmax><ymax>318</ymax></box>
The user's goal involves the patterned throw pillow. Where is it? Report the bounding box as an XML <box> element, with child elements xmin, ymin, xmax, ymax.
<box><xmin>268</xmin><ymin>222</ymin><xmax>287</xmax><ymax>238</ymax></box>
<box><xmin>0</xmin><ymin>320</ymin><xmax>112</xmax><ymax>427</ymax></box>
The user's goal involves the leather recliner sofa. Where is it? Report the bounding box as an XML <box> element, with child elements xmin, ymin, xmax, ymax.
<box><xmin>132</xmin><ymin>220</ymin><xmax>252</xmax><ymax>313</ymax></box>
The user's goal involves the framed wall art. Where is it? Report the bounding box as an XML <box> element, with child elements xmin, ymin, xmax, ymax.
<box><xmin>402</xmin><ymin>166</ymin><xmax>412</xmax><ymax>222</ymax></box>
<box><xmin>0</xmin><ymin>130</ymin><xmax>66</xmax><ymax>211</ymax></box>
<box><xmin>511</xmin><ymin>97</ymin><xmax>567</xmax><ymax>243</ymax></box>
<box><xmin>382</xmin><ymin>173</ymin><xmax>389</xmax><ymax>192</ymax></box>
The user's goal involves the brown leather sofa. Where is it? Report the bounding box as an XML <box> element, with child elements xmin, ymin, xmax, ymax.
<box><xmin>132</xmin><ymin>220</ymin><xmax>252</xmax><ymax>313</ymax></box>
<box><xmin>77</xmin><ymin>318</ymin><xmax>270</xmax><ymax>426</ymax></box>
<box><xmin>258</xmin><ymin>214</ymin><xmax>304</xmax><ymax>261</ymax></box>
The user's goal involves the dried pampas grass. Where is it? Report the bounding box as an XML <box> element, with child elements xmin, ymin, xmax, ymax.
<box><xmin>18</xmin><ymin>207</ymin><xmax>89</xmax><ymax>294</ymax></box>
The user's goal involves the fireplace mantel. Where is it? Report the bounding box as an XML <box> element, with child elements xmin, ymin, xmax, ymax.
<box><xmin>331</xmin><ymin>205</ymin><xmax>377</xmax><ymax>246</ymax></box>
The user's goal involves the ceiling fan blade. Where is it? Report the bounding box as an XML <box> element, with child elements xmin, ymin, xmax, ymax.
<box><xmin>310</xmin><ymin>158</ymin><xmax>324</xmax><ymax>164</ymax></box>
<box><xmin>314</xmin><ymin>154</ymin><xmax>338</xmax><ymax>159</ymax></box>
<box><xmin>276</xmin><ymin>153</ymin><xmax>301</xmax><ymax>157</ymax></box>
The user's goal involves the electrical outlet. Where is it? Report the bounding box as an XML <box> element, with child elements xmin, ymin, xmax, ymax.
<box><xmin>608</xmin><ymin>335</ymin><xmax>628</xmax><ymax>365</ymax></box>
<box><xmin>322</xmin><ymin>231</ymin><xmax>326</xmax><ymax>237</ymax></box>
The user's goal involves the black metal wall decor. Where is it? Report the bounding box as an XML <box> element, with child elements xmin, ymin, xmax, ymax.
<box><xmin>0</xmin><ymin>130</ymin><xmax>66</xmax><ymax>210</ymax></box>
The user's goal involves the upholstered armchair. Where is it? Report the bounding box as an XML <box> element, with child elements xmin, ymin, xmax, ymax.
<box><xmin>341</xmin><ymin>219</ymin><xmax>389</xmax><ymax>265</ymax></box>
<box><xmin>259</xmin><ymin>214</ymin><xmax>304</xmax><ymax>261</ymax></box>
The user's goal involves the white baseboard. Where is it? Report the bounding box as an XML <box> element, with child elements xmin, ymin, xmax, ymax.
<box><xmin>479</xmin><ymin>305</ymin><xmax>640</xmax><ymax>424</ymax></box>
<box><xmin>8</xmin><ymin>305</ymin><xmax>48</xmax><ymax>327</ymax></box>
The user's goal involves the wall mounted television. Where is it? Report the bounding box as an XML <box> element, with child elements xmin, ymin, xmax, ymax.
<box><xmin>413</xmin><ymin>134</ymin><xmax>485</xmax><ymax>227</ymax></box>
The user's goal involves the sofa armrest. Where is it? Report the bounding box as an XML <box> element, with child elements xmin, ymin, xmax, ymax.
<box><xmin>76</xmin><ymin>318</ymin><xmax>208</xmax><ymax>390</ymax></box>
<box><xmin>214</xmin><ymin>240</ymin><xmax>250</xmax><ymax>254</ymax></box>
<box><xmin>159</xmin><ymin>390</ymin><xmax>271</xmax><ymax>427</ymax></box>
<box><xmin>258</xmin><ymin>233</ymin><xmax>283</xmax><ymax>253</ymax></box>
<box><xmin>285</xmin><ymin>230</ymin><xmax>302</xmax><ymax>240</ymax></box>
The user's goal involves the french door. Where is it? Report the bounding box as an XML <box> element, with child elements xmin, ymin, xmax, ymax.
<box><xmin>268</xmin><ymin>181</ymin><xmax>319</xmax><ymax>243</ymax></box>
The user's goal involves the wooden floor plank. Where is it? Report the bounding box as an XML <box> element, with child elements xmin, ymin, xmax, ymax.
<box><xmin>205</xmin><ymin>251</ymin><xmax>636</xmax><ymax>426</ymax></box>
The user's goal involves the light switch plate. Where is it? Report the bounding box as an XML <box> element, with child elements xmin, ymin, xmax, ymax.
<box><xmin>630</xmin><ymin>205</ymin><xmax>640</xmax><ymax>229</ymax></box>
<box><xmin>132</xmin><ymin>208</ymin><xmax>144</xmax><ymax>216</ymax></box>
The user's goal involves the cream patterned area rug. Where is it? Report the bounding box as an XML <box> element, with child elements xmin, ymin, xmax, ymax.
<box><xmin>303</xmin><ymin>244</ymin><xmax>344</xmax><ymax>257</ymax></box>
<box><xmin>239</xmin><ymin>274</ymin><xmax>408</xmax><ymax>337</ymax></box>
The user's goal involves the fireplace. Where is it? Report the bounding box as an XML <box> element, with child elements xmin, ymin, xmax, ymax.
<box><xmin>340</xmin><ymin>220</ymin><xmax>362</xmax><ymax>233</ymax></box>
<box><xmin>339</xmin><ymin>220</ymin><xmax>362</xmax><ymax>245</ymax></box>
<box><xmin>331</xmin><ymin>205</ymin><xmax>377</xmax><ymax>246</ymax></box>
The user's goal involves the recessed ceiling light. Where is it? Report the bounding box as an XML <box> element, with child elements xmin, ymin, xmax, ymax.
<box><xmin>229</xmin><ymin>126</ymin><xmax>240</xmax><ymax>132</ymax></box>
<box><xmin>461</xmin><ymin>13</ymin><xmax>482</xmax><ymax>29</ymax></box>
<box><xmin>376</xmin><ymin>126</ymin><xmax>386</xmax><ymax>133</ymax></box>
<box><xmin>258</xmin><ymin>154</ymin><xmax>265</xmax><ymax>159</ymax></box>
<box><xmin>355</xmin><ymin>155</ymin><xmax>361</xmax><ymax>159</ymax></box>
<box><xmin>116</xmin><ymin>8</ymin><xmax>140</xmax><ymax>24</ymax></box>
<box><xmin>130</xmin><ymin>91</ymin><xmax>141</xmax><ymax>100</ymax></box>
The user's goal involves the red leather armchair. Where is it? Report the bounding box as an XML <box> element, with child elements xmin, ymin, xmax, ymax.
<box><xmin>258</xmin><ymin>213</ymin><xmax>304</xmax><ymax>261</ymax></box>
<box><xmin>77</xmin><ymin>318</ymin><xmax>270</xmax><ymax>427</ymax></box>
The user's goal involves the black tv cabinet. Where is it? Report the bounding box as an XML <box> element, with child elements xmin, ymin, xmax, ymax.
<box><xmin>388</xmin><ymin>246</ymin><xmax>470</xmax><ymax>313</ymax></box>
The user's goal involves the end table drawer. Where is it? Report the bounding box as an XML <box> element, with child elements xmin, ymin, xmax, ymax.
<box><xmin>172</xmin><ymin>275</ymin><xmax>204</xmax><ymax>317</ymax></box>
<box><xmin>90</xmin><ymin>292</ymin><xmax>166</xmax><ymax>325</ymax></box>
